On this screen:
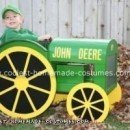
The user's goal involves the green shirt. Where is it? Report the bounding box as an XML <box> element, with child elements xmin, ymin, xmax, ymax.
<box><xmin>0</xmin><ymin>28</ymin><xmax>38</xmax><ymax>44</ymax></box>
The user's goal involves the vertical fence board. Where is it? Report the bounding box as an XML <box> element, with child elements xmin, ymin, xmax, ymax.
<box><xmin>111</xmin><ymin>0</ymin><xmax>119</xmax><ymax>41</ymax></box>
<box><xmin>32</xmin><ymin>0</ymin><xmax>45</xmax><ymax>35</ymax></box>
<box><xmin>0</xmin><ymin>0</ymin><xmax>6</xmax><ymax>36</ymax></box>
<box><xmin>45</xmin><ymin>0</ymin><xmax>58</xmax><ymax>37</ymax></box>
<box><xmin>97</xmin><ymin>0</ymin><xmax>105</xmax><ymax>38</ymax></box>
<box><xmin>19</xmin><ymin>0</ymin><xmax>32</xmax><ymax>30</ymax></box>
<box><xmin>85</xmin><ymin>0</ymin><xmax>98</xmax><ymax>38</ymax></box>
<box><xmin>111</xmin><ymin>0</ymin><xmax>124</xmax><ymax>43</ymax></box>
<box><xmin>5</xmin><ymin>0</ymin><xmax>18</xmax><ymax>6</ymax></box>
<box><xmin>72</xmin><ymin>0</ymin><xmax>84</xmax><ymax>37</ymax></box>
<box><xmin>59</xmin><ymin>0</ymin><xmax>71</xmax><ymax>38</ymax></box>
<box><xmin>103</xmin><ymin>0</ymin><xmax>111</xmax><ymax>39</ymax></box>
<box><xmin>124</xmin><ymin>0</ymin><xmax>130</xmax><ymax>44</ymax></box>
<box><xmin>117</xmin><ymin>0</ymin><xmax>124</xmax><ymax>43</ymax></box>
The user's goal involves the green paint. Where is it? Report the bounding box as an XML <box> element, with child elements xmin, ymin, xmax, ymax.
<box><xmin>0</xmin><ymin>38</ymin><xmax>118</xmax><ymax>95</ymax></box>
<box><xmin>49</xmin><ymin>38</ymin><xmax>118</xmax><ymax>94</ymax></box>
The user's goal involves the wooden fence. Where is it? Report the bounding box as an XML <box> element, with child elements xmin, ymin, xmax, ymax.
<box><xmin>0</xmin><ymin>0</ymin><xmax>130</xmax><ymax>44</ymax></box>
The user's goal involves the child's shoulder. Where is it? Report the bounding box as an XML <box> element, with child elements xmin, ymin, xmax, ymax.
<box><xmin>20</xmin><ymin>28</ymin><xmax>36</xmax><ymax>35</ymax></box>
<box><xmin>21</xmin><ymin>28</ymin><xmax>33</xmax><ymax>33</ymax></box>
<box><xmin>4</xmin><ymin>28</ymin><xmax>17</xmax><ymax>34</ymax></box>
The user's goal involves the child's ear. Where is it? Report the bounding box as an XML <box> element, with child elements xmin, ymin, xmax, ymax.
<box><xmin>20</xmin><ymin>16</ymin><xmax>24</xmax><ymax>24</ymax></box>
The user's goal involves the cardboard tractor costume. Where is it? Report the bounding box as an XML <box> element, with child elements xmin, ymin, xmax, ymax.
<box><xmin>0</xmin><ymin>38</ymin><xmax>122</xmax><ymax>122</ymax></box>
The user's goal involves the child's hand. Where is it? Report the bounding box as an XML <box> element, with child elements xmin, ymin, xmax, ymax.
<box><xmin>38</xmin><ymin>34</ymin><xmax>52</xmax><ymax>42</ymax></box>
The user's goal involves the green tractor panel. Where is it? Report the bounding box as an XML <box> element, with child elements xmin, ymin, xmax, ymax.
<box><xmin>0</xmin><ymin>39</ymin><xmax>122</xmax><ymax>122</ymax></box>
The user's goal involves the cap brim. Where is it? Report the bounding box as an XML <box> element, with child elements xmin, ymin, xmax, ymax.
<box><xmin>2</xmin><ymin>9</ymin><xmax>21</xmax><ymax>19</ymax></box>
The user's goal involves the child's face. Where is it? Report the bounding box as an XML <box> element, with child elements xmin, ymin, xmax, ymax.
<box><xmin>3</xmin><ymin>11</ymin><xmax>23</xmax><ymax>30</ymax></box>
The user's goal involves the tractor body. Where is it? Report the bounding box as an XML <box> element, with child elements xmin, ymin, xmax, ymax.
<box><xmin>48</xmin><ymin>39</ymin><xmax>118</xmax><ymax>94</ymax></box>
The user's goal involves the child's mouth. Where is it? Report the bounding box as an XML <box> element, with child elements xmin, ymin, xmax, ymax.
<box><xmin>10</xmin><ymin>22</ymin><xmax>15</xmax><ymax>25</ymax></box>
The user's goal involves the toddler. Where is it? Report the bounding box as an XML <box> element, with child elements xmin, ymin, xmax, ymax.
<box><xmin>0</xmin><ymin>5</ymin><xmax>51</xmax><ymax>45</ymax></box>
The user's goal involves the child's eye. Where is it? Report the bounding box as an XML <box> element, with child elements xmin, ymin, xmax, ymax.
<box><xmin>14</xmin><ymin>16</ymin><xmax>17</xmax><ymax>18</ymax></box>
<box><xmin>5</xmin><ymin>17</ymin><xmax>10</xmax><ymax>19</ymax></box>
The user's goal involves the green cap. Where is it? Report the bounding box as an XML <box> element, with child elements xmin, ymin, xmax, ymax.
<box><xmin>2</xmin><ymin>5</ymin><xmax>22</xmax><ymax>19</ymax></box>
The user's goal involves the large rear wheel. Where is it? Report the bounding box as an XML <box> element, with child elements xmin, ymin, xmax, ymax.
<box><xmin>0</xmin><ymin>44</ymin><xmax>56</xmax><ymax>119</ymax></box>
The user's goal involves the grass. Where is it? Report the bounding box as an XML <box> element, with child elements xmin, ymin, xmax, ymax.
<box><xmin>0</xmin><ymin>124</ymin><xmax>36</xmax><ymax>130</ymax></box>
<box><xmin>0</xmin><ymin>109</ymin><xmax>130</xmax><ymax>130</ymax></box>
<box><xmin>105</xmin><ymin>115</ymin><xmax>130</xmax><ymax>130</ymax></box>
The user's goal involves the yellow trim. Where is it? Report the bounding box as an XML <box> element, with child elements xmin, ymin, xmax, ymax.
<box><xmin>0</xmin><ymin>74</ymin><xmax>14</xmax><ymax>82</ymax></box>
<box><xmin>15</xmin><ymin>76</ymin><xmax>29</xmax><ymax>90</ymax></box>
<box><xmin>6</xmin><ymin>55</ymin><xmax>18</xmax><ymax>76</ymax></box>
<box><xmin>108</xmin><ymin>83</ymin><xmax>122</xmax><ymax>110</ymax></box>
<box><xmin>29</xmin><ymin>84</ymin><xmax>50</xmax><ymax>94</ymax></box>
<box><xmin>23</xmin><ymin>53</ymin><xmax>31</xmax><ymax>75</ymax></box>
<box><xmin>0</xmin><ymin>46</ymin><xmax>56</xmax><ymax>119</ymax></box>
<box><xmin>12</xmin><ymin>90</ymin><xmax>21</xmax><ymax>112</ymax></box>
<box><xmin>52</xmin><ymin>93</ymin><xmax>67</xmax><ymax>105</ymax></box>
<box><xmin>0</xmin><ymin>85</ymin><xmax>16</xmax><ymax>96</ymax></box>
<box><xmin>66</xmin><ymin>83</ymin><xmax>109</xmax><ymax>122</ymax></box>
<box><xmin>28</xmin><ymin>69</ymin><xmax>48</xmax><ymax>81</ymax></box>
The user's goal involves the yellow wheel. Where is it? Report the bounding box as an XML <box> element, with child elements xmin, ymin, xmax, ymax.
<box><xmin>67</xmin><ymin>83</ymin><xmax>109</xmax><ymax>122</ymax></box>
<box><xmin>0</xmin><ymin>43</ymin><xmax>56</xmax><ymax>119</ymax></box>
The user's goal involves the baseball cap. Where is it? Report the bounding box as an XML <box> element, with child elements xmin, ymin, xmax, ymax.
<box><xmin>2</xmin><ymin>5</ymin><xmax>22</xmax><ymax>19</ymax></box>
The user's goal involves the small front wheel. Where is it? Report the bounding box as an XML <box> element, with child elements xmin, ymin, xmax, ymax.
<box><xmin>66</xmin><ymin>83</ymin><xmax>109</xmax><ymax>122</ymax></box>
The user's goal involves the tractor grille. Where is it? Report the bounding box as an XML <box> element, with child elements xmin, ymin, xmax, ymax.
<box><xmin>106</xmin><ymin>55</ymin><xmax>117</xmax><ymax>92</ymax></box>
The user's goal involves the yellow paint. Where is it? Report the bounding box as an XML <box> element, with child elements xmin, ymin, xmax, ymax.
<box><xmin>52</xmin><ymin>93</ymin><xmax>67</xmax><ymax>105</ymax></box>
<box><xmin>52</xmin><ymin>47</ymin><xmax>102</xmax><ymax>61</ymax></box>
<box><xmin>66</xmin><ymin>83</ymin><xmax>109</xmax><ymax>122</ymax></box>
<box><xmin>85</xmin><ymin>101</ymin><xmax>91</xmax><ymax>107</ymax></box>
<box><xmin>0</xmin><ymin>46</ymin><xmax>56</xmax><ymax>119</ymax></box>
<box><xmin>111</xmin><ymin>44</ymin><xmax>114</xmax><ymax>51</ymax></box>
<box><xmin>78</xmin><ymin>48</ymin><xmax>102</xmax><ymax>60</ymax></box>
<box><xmin>52</xmin><ymin>47</ymin><xmax>71</xmax><ymax>59</ymax></box>
<box><xmin>15</xmin><ymin>76</ymin><xmax>28</xmax><ymax>90</ymax></box>
<box><xmin>108</xmin><ymin>83</ymin><xmax>122</xmax><ymax>110</ymax></box>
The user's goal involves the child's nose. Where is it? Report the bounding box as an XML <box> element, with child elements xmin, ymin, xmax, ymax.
<box><xmin>9</xmin><ymin>17</ymin><xmax>14</xmax><ymax>20</ymax></box>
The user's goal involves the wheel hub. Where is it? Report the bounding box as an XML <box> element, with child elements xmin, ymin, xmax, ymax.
<box><xmin>15</xmin><ymin>76</ymin><xmax>29</xmax><ymax>90</ymax></box>
<box><xmin>85</xmin><ymin>101</ymin><xmax>91</xmax><ymax>108</ymax></box>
